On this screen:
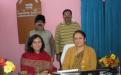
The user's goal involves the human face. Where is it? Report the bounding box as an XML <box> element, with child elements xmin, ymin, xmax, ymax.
<box><xmin>32</xmin><ymin>37</ymin><xmax>42</xmax><ymax>53</ymax></box>
<box><xmin>35</xmin><ymin>21</ymin><xmax>45</xmax><ymax>31</ymax></box>
<box><xmin>73</xmin><ymin>33</ymin><xmax>85</xmax><ymax>47</ymax></box>
<box><xmin>63</xmin><ymin>11</ymin><xmax>72</xmax><ymax>24</ymax></box>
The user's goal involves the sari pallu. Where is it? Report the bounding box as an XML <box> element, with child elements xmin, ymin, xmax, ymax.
<box><xmin>21</xmin><ymin>52</ymin><xmax>56</xmax><ymax>75</ymax></box>
<box><xmin>71</xmin><ymin>51</ymin><xmax>84</xmax><ymax>69</ymax></box>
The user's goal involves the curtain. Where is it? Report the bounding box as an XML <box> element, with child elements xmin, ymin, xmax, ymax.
<box><xmin>105</xmin><ymin>0</ymin><xmax>121</xmax><ymax>58</ymax></box>
<box><xmin>81</xmin><ymin>0</ymin><xmax>121</xmax><ymax>58</ymax></box>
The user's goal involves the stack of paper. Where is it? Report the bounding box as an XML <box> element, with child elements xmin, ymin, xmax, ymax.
<box><xmin>57</xmin><ymin>69</ymin><xmax>80</xmax><ymax>73</ymax></box>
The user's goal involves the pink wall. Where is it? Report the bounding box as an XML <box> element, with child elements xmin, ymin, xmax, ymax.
<box><xmin>0</xmin><ymin>0</ymin><xmax>80</xmax><ymax>74</ymax></box>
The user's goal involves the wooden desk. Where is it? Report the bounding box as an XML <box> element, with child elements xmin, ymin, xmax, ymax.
<box><xmin>53</xmin><ymin>69</ymin><xmax>109</xmax><ymax>75</ymax></box>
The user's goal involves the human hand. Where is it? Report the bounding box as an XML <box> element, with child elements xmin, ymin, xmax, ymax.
<box><xmin>51</xmin><ymin>56</ymin><xmax>55</xmax><ymax>63</ymax></box>
<box><xmin>56</xmin><ymin>54</ymin><xmax>62</xmax><ymax>70</ymax></box>
<box><xmin>36</xmin><ymin>70</ymin><xmax>48</xmax><ymax>75</ymax></box>
<box><xmin>18</xmin><ymin>71</ymin><xmax>27</xmax><ymax>75</ymax></box>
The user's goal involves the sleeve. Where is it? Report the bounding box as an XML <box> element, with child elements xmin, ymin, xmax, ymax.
<box><xmin>62</xmin><ymin>48</ymin><xmax>72</xmax><ymax>70</ymax></box>
<box><xmin>44</xmin><ymin>52</ymin><xmax>57</xmax><ymax>73</ymax></box>
<box><xmin>49</xmin><ymin>33</ymin><xmax>56</xmax><ymax>56</ymax></box>
<box><xmin>20</xmin><ymin>53</ymin><xmax>32</xmax><ymax>71</ymax></box>
<box><xmin>73</xmin><ymin>21</ymin><xmax>81</xmax><ymax>29</ymax></box>
<box><xmin>89</xmin><ymin>48</ymin><xmax>97</xmax><ymax>70</ymax></box>
<box><xmin>55</xmin><ymin>25</ymin><xmax>61</xmax><ymax>54</ymax></box>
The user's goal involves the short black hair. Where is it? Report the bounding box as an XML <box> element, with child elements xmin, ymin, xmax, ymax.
<box><xmin>63</xmin><ymin>9</ymin><xmax>72</xmax><ymax>15</ymax></box>
<box><xmin>34</xmin><ymin>14</ymin><xmax>46</xmax><ymax>23</ymax></box>
<box><xmin>26</xmin><ymin>34</ymin><xmax>45</xmax><ymax>52</ymax></box>
<box><xmin>73</xmin><ymin>30</ymin><xmax>86</xmax><ymax>39</ymax></box>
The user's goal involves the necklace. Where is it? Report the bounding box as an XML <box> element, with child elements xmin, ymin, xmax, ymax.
<box><xmin>75</xmin><ymin>46</ymin><xmax>85</xmax><ymax>55</ymax></box>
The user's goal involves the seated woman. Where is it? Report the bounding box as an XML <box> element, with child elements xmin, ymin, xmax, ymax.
<box><xmin>62</xmin><ymin>30</ymin><xmax>97</xmax><ymax>71</ymax></box>
<box><xmin>20</xmin><ymin>34</ymin><xmax>56</xmax><ymax>75</ymax></box>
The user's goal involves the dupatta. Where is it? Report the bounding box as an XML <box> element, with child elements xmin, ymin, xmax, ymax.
<box><xmin>21</xmin><ymin>52</ymin><xmax>56</xmax><ymax>75</ymax></box>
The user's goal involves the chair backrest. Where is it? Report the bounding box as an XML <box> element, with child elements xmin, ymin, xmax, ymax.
<box><xmin>61</xmin><ymin>44</ymin><xmax>75</xmax><ymax>64</ymax></box>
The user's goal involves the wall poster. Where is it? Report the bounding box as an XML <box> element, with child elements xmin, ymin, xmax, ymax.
<box><xmin>16</xmin><ymin>0</ymin><xmax>41</xmax><ymax>44</ymax></box>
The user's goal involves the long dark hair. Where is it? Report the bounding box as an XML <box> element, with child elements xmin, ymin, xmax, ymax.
<box><xmin>26</xmin><ymin>34</ymin><xmax>45</xmax><ymax>52</ymax></box>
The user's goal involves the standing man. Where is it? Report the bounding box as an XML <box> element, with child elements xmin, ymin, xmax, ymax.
<box><xmin>28</xmin><ymin>14</ymin><xmax>55</xmax><ymax>57</ymax></box>
<box><xmin>55</xmin><ymin>9</ymin><xmax>80</xmax><ymax>64</ymax></box>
